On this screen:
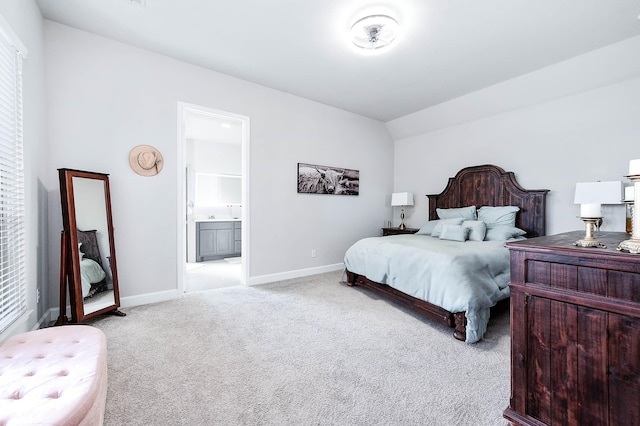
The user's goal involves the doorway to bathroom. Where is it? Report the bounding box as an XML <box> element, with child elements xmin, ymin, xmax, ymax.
<box><xmin>177</xmin><ymin>102</ymin><xmax>250</xmax><ymax>293</ymax></box>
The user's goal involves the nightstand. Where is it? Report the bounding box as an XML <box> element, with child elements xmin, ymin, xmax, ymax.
<box><xmin>382</xmin><ymin>227</ymin><xmax>419</xmax><ymax>236</ymax></box>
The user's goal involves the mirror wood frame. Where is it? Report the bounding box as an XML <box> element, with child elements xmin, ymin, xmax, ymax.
<box><xmin>56</xmin><ymin>168</ymin><xmax>125</xmax><ymax>324</ymax></box>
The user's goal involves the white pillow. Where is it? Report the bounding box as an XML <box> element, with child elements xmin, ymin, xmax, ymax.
<box><xmin>416</xmin><ymin>220</ymin><xmax>441</xmax><ymax>235</ymax></box>
<box><xmin>436</xmin><ymin>206</ymin><xmax>477</xmax><ymax>220</ymax></box>
<box><xmin>462</xmin><ymin>220</ymin><xmax>487</xmax><ymax>242</ymax></box>
<box><xmin>477</xmin><ymin>206</ymin><xmax>520</xmax><ymax>228</ymax></box>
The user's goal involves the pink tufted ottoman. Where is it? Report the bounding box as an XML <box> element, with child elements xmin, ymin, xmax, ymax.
<box><xmin>0</xmin><ymin>325</ymin><xmax>107</xmax><ymax>426</ymax></box>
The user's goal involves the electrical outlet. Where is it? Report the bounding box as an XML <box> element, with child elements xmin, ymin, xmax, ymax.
<box><xmin>311</xmin><ymin>249</ymin><xmax>317</xmax><ymax>258</ymax></box>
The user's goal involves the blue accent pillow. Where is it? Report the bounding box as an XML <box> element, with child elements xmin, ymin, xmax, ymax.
<box><xmin>439</xmin><ymin>224</ymin><xmax>470</xmax><ymax>242</ymax></box>
<box><xmin>484</xmin><ymin>225</ymin><xmax>527</xmax><ymax>241</ymax></box>
<box><xmin>430</xmin><ymin>218</ymin><xmax>464</xmax><ymax>237</ymax></box>
<box><xmin>416</xmin><ymin>220</ymin><xmax>441</xmax><ymax>235</ymax></box>
<box><xmin>436</xmin><ymin>206</ymin><xmax>477</xmax><ymax>220</ymax></box>
<box><xmin>477</xmin><ymin>206</ymin><xmax>520</xmax><ymax>228</ymax></box>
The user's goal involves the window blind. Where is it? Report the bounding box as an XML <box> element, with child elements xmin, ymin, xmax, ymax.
<box><xmin>0</xmin><ymin>19</ymin><xmax>26</xmax><ymax>333</ymax></box>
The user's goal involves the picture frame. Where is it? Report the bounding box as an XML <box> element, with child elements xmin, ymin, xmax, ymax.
<box><xmin>297</xmin><ymin>163</ymin><xmax>359</xmax><ymax>195</ymax></box>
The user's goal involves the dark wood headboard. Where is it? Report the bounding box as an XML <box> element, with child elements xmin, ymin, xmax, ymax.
<box><xmin>427</xmin><ymin>164</ymin><xmax>549</xmax><ymax>237</ymax></box>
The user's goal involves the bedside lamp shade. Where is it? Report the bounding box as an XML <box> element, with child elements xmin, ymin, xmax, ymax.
<box><xmin>574</xmin><ymin>181</ymin><xmax>622</xmax><ymax>217</ymax></box>
<box><xmin>391</xmin><ymin>192</ymin><xmax>413</xmax><ymax>229</ymax></box>
<box><xmin>391</xmin><ymin>192</ymin><xmax>413</xmax><ymax>207</ymax></box>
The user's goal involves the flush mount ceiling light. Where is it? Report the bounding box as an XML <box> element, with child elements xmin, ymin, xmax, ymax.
<box><xmin>350</xmin><ymin>14</ymin><xmax>398</xmax><ymax>50</ymax></box>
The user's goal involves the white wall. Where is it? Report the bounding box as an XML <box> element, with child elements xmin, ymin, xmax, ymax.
<box><xmin>389</xmin><ymin>36</ymin><xmax>640</xmax><ymax>236</ymax></box>
<box><xmin>0</xmin><ymin>0</ymin><xmax>48</xmax><ymax>341</ymax></box>
<box><xmin>44</xmin><ymin>21</ymin><xmax>393</xmax><ymax>305</ymax></box>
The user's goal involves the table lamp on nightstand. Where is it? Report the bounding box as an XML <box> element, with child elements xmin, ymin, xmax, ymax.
<box><xmin>391</xmin><ymin>192</ymin><xmax>413</xmax><ymax>230</ymax></box>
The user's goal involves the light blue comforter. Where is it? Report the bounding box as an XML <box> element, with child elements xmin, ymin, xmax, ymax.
<box><xmin>344</xmin><ymin>234</ymin><xmax>511</xmax><ymax>343</ymax></box>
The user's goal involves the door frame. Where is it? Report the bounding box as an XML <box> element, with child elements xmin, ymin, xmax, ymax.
<box><xmin>176</xmin><ymin>101</ymin><xmax>250</xmax><ymax>293</ymax></box>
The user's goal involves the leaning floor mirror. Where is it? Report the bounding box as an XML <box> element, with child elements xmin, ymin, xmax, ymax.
<box><xmin>57</xmin><ymin>168</ymin><xmax>125</xmax><ymax>324</ymax></box>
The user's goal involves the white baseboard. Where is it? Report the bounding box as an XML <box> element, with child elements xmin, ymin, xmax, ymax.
<box><xmin>247</xmin><ymin>263</ymin><xmax>345</xmax><ymax>286</ymax></box>
<box><xmin>34</xmin><ymin>309</ymin><xmax>53</xmax><ymax>329</ymax></box>
<box><xmin>119</xmin><ymin>289</ymin><xmax>180</xmax><ymax>308</ymax></box>
<box><xmin>48</xmin><ymin>289</ymin><xmax>180</xmax><ymax>320</ymax></box>
<box><xmin>48</xmin><ymin>307</ymin><xmax>66</xmax><ymax>323</ymax></box>
<box><xmin>44</xmin><ymin>265</ymin><xmax>344</xmax><ymax>321</ymax></box>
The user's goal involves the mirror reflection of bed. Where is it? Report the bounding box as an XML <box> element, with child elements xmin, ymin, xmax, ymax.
<box><xmin>83</xmin><ymin>288</ymin><xmax>116</xmax><ymax>314</ymax></box>
<box><xmin>73</xmin><ymin>175</ymin><xmax>117</xmax><ymax>315</ymax></box>
<box><xmin>76</xmin><ymin>228</ymin><xmax>113</xmax><ymax>316</ymax></box>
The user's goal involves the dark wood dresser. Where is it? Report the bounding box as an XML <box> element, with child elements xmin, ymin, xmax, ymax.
<box><xmin>503</xmin><ymin>231</ymin><xmax>640</xmax><ymax>426</ymax></box>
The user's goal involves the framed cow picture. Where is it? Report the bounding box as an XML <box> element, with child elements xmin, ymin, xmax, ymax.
<box><xmin>297</xmin><ymin>163</ymin><xmax>359</xmax><ymax>195</ymax></box>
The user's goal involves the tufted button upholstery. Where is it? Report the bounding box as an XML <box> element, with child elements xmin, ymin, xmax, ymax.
<box><xmin>0</xmin><ymin>325</ymin><xmax>107</xmax><ymax>426</ymax></box>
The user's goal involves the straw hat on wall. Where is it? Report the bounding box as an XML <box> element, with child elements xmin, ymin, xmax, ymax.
<box><xmin>129</xmin><ymin>145</ymin><xmax>163</xmax><ymax>177</ymax></box>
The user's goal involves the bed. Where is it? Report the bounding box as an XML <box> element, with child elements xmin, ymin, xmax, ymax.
<box><xmin>77</xmin><ymin>229</ymin><xmax>109</xmax><ymax>299</ymax></box>
<box><xmin>344</xmin><ymin>164</ymin><xmax>548</xmax><ymax>343</ymax></box>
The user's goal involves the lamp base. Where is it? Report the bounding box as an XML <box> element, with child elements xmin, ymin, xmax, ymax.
<box><xmin>574</xmin><ymin>238</ymin><xmax>607</xmax><ymax>249</ymax></box>
<box><xmin>617</xmin><ymin>238</ymin><xmax>640</xmax><ymax>254</ymax></box>
<box><xmin>573</xmin><ymin>217</ymin><xmax>606</xmax><ymax>249</ymax></box>
<box><xmin>618</xmin><ymin>175</ymin><xmax>640</xmax><ymax>252</ymax></box>
<box><xmin>398</xmin><ymin>208</ymin><xmax>406</xmax><ymax>229</ymax></box>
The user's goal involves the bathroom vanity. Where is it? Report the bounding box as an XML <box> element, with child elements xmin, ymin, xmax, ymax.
<box><xmin>195</xmin><ymin>219</ymin><xmax>241</xmax><ymax>261</ymax></box>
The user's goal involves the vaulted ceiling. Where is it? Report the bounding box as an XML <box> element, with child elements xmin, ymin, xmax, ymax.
<box><xmin>36</xmin><ymin>0</ymin><xmax>640</xmax><ymax>122</ymax></box>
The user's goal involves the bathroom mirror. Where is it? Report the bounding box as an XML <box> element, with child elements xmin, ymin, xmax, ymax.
<box><xmin>195</xmin><ymin>173</ymin><xmax>242</xmax><ymax>205</ymax></box>
<box><xmin>57</xmin><ymin>168</ymin><xmax>124</xmax><ymax>324</ymax></box>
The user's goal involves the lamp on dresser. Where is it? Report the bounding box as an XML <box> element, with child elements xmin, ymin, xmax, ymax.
<box><xmin>573</xmin><ymin>180</ymin><xmax>622</xmax><ymax>248</ymax></box>
<box><xmin>618</xmin><ymin>158</ymin><xmax>640</xmax><ymax>253</ymax></box>
<box><xmin>624</xmin><ymin>185</ymin><xmax>634</xmax><ymax>234</ymax></box>
<box><xmin>391</xmin><ymin>192</ymin><xmax>413</xmax><ymax>230</ymax></box>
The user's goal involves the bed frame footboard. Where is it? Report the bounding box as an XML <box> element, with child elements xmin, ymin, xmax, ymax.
<box><xmin>453</xmin><ymin>312</ymin><xmax>467</xmax><ymax>341</ymax></box>
<box><xmin>346</xmin><ymin>270</ymin><xmax>466</xmax><ymax>341</ymax></box>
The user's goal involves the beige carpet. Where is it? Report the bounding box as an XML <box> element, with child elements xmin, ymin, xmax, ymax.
<box><xmin>89</xmin><ymin>270</ymin><xmax>511</xmax><ymax>425</ymax></box>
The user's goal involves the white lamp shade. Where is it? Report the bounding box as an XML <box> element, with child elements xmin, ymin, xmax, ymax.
<box><xmin>391</xmin><ymin>192</ymin><xmax>413</xmax><ymax>206</ymax></box>
<box><xmin>574</xmin><ymin>181</ymin><xmax>623</xmax><ymax>205</ymax></box>
<box><xmin>624</xmin><ymin>185</ymin><xmax>635</xmax><ymax>202</ymax></box>
<box><xmin>580</xmin><ymin>203</ymin><xmax>602</xmax><ymax>218</ymax></box>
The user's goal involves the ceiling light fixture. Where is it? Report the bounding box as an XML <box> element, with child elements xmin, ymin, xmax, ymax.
<box><xmin>350</xmin><ymin>14</ymin><xmax>398</xmax><ymax>50</ymax></box>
